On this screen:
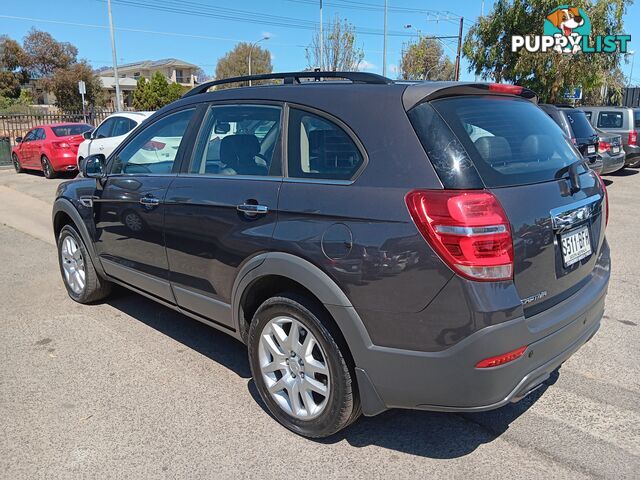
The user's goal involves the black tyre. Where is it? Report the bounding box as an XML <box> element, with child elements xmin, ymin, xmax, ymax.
<box><xmin>41</xmin><ymin>155</ymin><xmax>56</xmax><ymax>179</ymax></box>
<box><xmin>57</xmin><ymin>224</ymin><xmax>112</xmax><ymax>303</ymax></box>
<box><xmin>12</xmin><ymin>153</ymin><xmax>24</xmax><ymax>173</ymax></box>
<box><xmin>248</xmin><ymin>292</ymin><xmax>360</xmax><ymax>438</ymax></box>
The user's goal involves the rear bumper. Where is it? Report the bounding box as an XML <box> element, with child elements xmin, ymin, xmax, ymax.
<box><xmin>49</xmin><ymin>151</ymin><xmax>79</xmax><ymax>170</ymax></box>
<box><xmin>623</xmin><ymin>144</ymin><xmax>640</xmax><ymax>165</ymax></box>
<box><xmin>601</xmin><ymin>151</ymin><xmax>626</xmax><ymax>174</ymax></box>
<box><xmin>335</xmin><ymin>241</ymin><xmax>610</xmax><ymax>416</ymax></box>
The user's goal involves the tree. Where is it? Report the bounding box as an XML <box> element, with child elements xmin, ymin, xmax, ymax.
<box><xmin>23</xmin><ymin>28</ymin><xmax>77</xmax><ymax>78</ymax></box>
<box><xmin>0</xmin><ymin>36</ymin><xmax>29</xmax><ymax>99</ymax></box>
<box><xmin>215</xmin><ymin>42</ymin><xmax>272</xmax><ymax>88</ymax></box>
<box><xmin>400</xmin><ymin>37</ymin><xmax>455</xmax><ymax>81</ymax></box>
<box><xmin>46</xmin><ymin>61</ymin><xmax>104</xmax><ymax>111</ymax></box>
<box><xmin>306</xmin><ymin>16</ymin><xmax>364</xmax><ymax>71</ymax></box>
<box><xmin>132</xmin><ymin>72</ymin><xmax>185</xmax><ymax>110</ymax></box>
<box><xmin>463</xmin><ymin>0</ymin><xmax>631</xmax><ymax>103</ymax></box>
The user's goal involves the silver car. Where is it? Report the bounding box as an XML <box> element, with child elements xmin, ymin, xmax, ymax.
<box><xmin>580</xmin><ymin>106</ymin><xmax>639</xmax><ymax>167</ymax></box>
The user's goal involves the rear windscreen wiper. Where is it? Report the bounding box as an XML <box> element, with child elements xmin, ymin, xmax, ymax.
<box><xmin>555</xmin><ymin>158</ymin><xmax>588</xmax><ymax>193</ymax></box>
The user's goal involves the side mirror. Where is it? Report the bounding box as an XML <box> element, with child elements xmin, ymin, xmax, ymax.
<box><xmin>81</xmin><ymin>154</ymin><xmax>106</xmax><ymax>179</ymax></box>
<box><xmin>83</xmin><ymin>131</ymin><xmax>93</xmax><ymax>140</ymax></box>
<box><xmin>15</xmin><ymin>137</ymin><xmax>22</xmax><ymax>144</ymax></box>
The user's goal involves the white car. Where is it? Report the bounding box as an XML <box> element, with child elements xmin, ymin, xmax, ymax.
<box><xmin>77</xmin><ymin>111</ymin><xmax>154</xmax><ymax>165</ymax></box>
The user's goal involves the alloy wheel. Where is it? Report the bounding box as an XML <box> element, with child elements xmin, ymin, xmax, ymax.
<box><xmin>60</xmin><ymin>235</ymin><xmax>86</xmax><ymax>294</ymax></box>
<box><xmin>258</xmin><ymin>315</ymin><xmax>330</xmax><ymax>420</ymax></box>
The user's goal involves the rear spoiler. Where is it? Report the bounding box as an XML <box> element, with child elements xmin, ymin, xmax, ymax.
<box><xmin>402</xmin><ymin>82</ymin><xmax>538</xmax><ymax>110</ymax></box>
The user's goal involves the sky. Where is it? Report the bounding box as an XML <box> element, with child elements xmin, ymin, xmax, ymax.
<box><xmin>0</xmin><ymin>0</ymin><xmax>639</xmax><ymax>84</ymax></box>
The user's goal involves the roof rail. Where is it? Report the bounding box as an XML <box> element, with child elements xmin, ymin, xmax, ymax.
<box><xmin>182</xmin><ymin>71</ymin><xmax>393</xmax><ymax>98</ymax></box>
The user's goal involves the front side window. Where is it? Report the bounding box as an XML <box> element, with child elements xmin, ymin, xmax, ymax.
<box><xmin>189</xmin><ymin>104</ymin><xmax>282</xmax><ymax>176</ymax></box>
<box><xmin>111</xmin><ymin>108</ymin><xmax>194</xmax><ymax>175</ymax></box>
<box><xmin>94</xmin><ymin>118</ymin><xmax>116</xmax><ymax>139</ymax></box>
<box><xmin>287</xmin><ymin>108</ymin><xmax>364</xmax><ymax>181</ymax></box>
<box><xmin>23</xmin><ymin>130</ymin><xmax>37</xmax><ymax>142</ymax></box>
<box><xmin>597</xmin><ymin>111</ymin><xmax>624</xmax><ymax>129</ymax></box>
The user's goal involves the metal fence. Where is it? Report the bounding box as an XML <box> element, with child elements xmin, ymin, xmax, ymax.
<box><xmin>0</xmin><ymin>108</ymin><xmax>117</xmax><ymax>146</ymax></box>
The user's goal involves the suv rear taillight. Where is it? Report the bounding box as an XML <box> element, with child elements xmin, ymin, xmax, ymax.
<box><xmin>596</xmin><ymin>174</ymin><xmax>609</xmax><ymax>227</ymax></box>
<box><xmin>405</xmin><ymin>190</ymin><xmax>514</xmax><ymax>281</ymax></box>
<box><xmin>629</xmin><ymin>130</ymin><xmax>638</xmax><ymax>146</ymax></box>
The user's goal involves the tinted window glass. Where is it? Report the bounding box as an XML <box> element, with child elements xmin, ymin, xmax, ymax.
<box><xmin>35</xmin><ymin>128</ymin><xmax>46</xmax><ymax>140</ymax></box>
<box><xmin>51</xmin><ymin>124</ymin><xmax>92</xmax><ymax>137</ymax></box>
<box><xmin>410</xmin><ymin>96</ymin><xmax>584</xmax><ymax>188</ymax></box>
<box><xmin>597</xmin><ymin>111</ymin><xmax>623</xmax><ymax>129</ymax></box>
<box><xmin>583</xmin><ymin>111</ymin><xmax>592</xmax><ymax>121</ymax></box>
<box><xmin>565</xmin><ymin>110</ymin><xmax>596</xmax><ymax>138</ymax></box>
<box><xmin>634</xmin><ymin>110</ymin><xmax>640</xmax><ymax>128</ymax></box>
<box><xmin>111</xmin><ymin>108</ymin><xmax>194</xmax><ymax>175</ymax></box>
<box><xmin>190</xmin><ymin>104</ymin><xmax>281</xmax><ymax>176</ymax></box>
<box><xmin>111</xmin><ymin>117</ymin><xmax>136</xmax><ymax>137</ymax></box>
<box><xmin>94</xmin><ymin>118</ymin><xmax>116</xmax><ymax>138</ymax></box>
<box><xmin>287</xmin><ymin>108</ymin><xmax>363</xmax><ymax>180</ymax></box>
<box><xmin>23</xmin><ymin>130</ymin><xmax>37</xmax><ymax>142</ymax></box>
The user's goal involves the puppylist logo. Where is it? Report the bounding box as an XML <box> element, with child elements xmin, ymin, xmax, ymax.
<box><xmin>512</xmin><ymin>5</ymin><xmax>631</xmax><ymax>54</ymax></box>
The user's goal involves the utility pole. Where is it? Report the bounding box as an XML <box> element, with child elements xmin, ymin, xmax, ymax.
<box><xmin>248</xmin><ymin>36</ymin><xmax>270</xmax><ymax>86</ymax></box>
<box><xmin>319</xmin><ymin>0</ymin><xmax>323</xmax><ymax>70</ymax></box>
<box><xmin>107</xmin><ymin>0</ymin><xmax>122</xmax><ymax>111</ymax></box>
<box><xmin>382</xmin><ymin>0</ymin><xmax>388</xmax><ymax>77</ymax></box>
<box><xmin>454</xmin><ymin>17</ymin><xmax>464</xmax><ymax>81</ymax></box>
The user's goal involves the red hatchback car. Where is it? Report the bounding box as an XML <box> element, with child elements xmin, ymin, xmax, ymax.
<box><xmin>12</xmin><ymin>123</ymin><xmax>93</xmax><ymax>179</ymax></box>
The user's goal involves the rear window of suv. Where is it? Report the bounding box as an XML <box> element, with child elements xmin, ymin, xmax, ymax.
<box><xmin>597</xmin><ymin>111</ymin><xmax>624</xmax><ymax>129</ymax></box>
<box><xmin>408</xmin><ymin>96</ymin><xmax>584</xmax><ymax>188</ymax></box>
<box><xmin>565</xmin><ymin>110</ymin><xmax>596</xmax><ymax>139</ymax></box>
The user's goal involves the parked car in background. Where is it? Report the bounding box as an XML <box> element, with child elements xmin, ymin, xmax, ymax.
<box><xmin>579</xmin><ymin>106</ymin><xmax>639</xmax><ymax>167</ymax></box>
<box><xmin>53</xmin><ymin>73</ymin><xmax>609</xmax><ymax>438</ymax></box>
<box><xmin>539</xmin><ymin>104</ymin><xmax>602</xmax><ymax>173</ymax></box>
<box><xmin>77</xmin><ymin>111</ymin><xmax>153</xmax><ymax>167</ymax></box>
<box><xmin>12</xmin><ymin>123</ymin><xmax>93</xmax><ymax>179</ymax></box>
<box><xmin>595</xmin><ymin>127</ymin><xmax>625</xmax><ymax>174</ymax></box>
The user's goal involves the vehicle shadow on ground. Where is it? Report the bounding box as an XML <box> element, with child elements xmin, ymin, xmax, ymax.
<box><xmin>247</xmin><ymin>372</ymin><xmax>557</xmax><ymax>459</ymax></box>
<box><xmin>106</xmin><ymin>287</ymin><xmax>252</xmax><ymax>378</ymax></box>
<box><xmin>105</xmin><ymin>287</ymin><xmax>555</xmax><ymax>459</ymax></box>
<box><xmin>19</xmin><ymin>170</ymin><xmax>78</xmax><ymax>180</ymax></box>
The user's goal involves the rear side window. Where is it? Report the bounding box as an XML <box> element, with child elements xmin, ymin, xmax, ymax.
<box><xmin>597</xmin><ymin>111</ymin><xmax>623</xmax><ymax>129</ymax></box>
<box><xmin>583</xmin><ymin>111</ymin><xmax>592</xmax><ymax>121</ymax></box>
<box><xmin>565</xmin><ymin>110</ymin><xmax>596</xmax><ymax>139</ymax></box>
<box><xmin>409</xmin><ymin>96</ymin><xmax>584</xmax><ymax>188</ymax></box>
<box><xmin>287</xmin><ymin>108</ymin><xmax>364</xmax><ymax>181</ymax></box>
<box><xmin>634</xmin><ymin>110</ymin><xmax>640</xmax><ymax>128</ymax></box>
<box><xmin>111</xmin><ymin>117</ymin><xmax>137</xmax><ymax>137</ymax></box>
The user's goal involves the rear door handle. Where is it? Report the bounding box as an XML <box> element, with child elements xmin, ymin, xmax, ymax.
<box><xmin>140</xmin><ymin>196</ymin><xmax>160</xmax><ymax>206</ymax></box>
<box><xmin>237</xmin><ymin>203</ymin><xmax>268</xmax><ymax>215</ymax></box>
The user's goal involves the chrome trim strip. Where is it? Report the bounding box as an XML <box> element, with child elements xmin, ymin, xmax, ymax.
<box><xmin>550</xmin><ymin>194</ymin><xmax>602</xmax><ymax>231</ymax></box>
<box><xmin>435</xmin><ymin>224</ymin><xmax>507</xmax><ymax>236</ymax></box>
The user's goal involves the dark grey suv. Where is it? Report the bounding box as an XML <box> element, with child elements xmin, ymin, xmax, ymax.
<box><xmin>52</xmin><ymin>72</ymin><xmax>610</xmax><ymax>438</ymax></box>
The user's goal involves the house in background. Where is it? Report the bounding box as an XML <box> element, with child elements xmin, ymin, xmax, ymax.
<box><xmin>99</xmin><ymin>58</ymin><xmax>200</xmax><ymax>87</ymax></box>
<box><xmin>99</xmin><ymin>58</ymin><xmax>200</xmax><ymax>108</ymax></box>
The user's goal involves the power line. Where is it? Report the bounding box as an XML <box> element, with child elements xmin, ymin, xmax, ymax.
<box><xmin>95</xmin><ymin>0</ymin><xmax>424</xmax><ymax>37</ymax></box>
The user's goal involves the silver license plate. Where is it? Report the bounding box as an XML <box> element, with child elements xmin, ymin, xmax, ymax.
<box><xmin>561</xmin><ymin>226</ymin><xmax>592</xmax><ymax>267</ymax></box>
<box><xmin>587</xmin><ymin>145</ymin><xmax>595</xmax><ymax>154</ymax></box>
<box><xmin>612</xmin><ymin>146</ymin><xmax>620</xmax><ymax>153</ymax></box>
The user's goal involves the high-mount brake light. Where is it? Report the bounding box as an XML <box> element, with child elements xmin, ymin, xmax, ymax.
<box><xmin>488</xmin><ymin>84</ymin><xmax>523</xmax><ymax>95</ymax></box>
<box><xmin>405</xmin><ymin>190</ymin><xmax>514</xmax><ymax>281</ymax></box>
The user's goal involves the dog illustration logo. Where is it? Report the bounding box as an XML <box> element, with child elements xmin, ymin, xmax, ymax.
<box><xmin>512</xmin><ymin>5</ymin><xmax>630</xmax><ymax>55</ymax></box>
<box><xmin>545</xmin><ymin>7</ymin><xmax>585</xmax><ymax>36</ymax></box>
